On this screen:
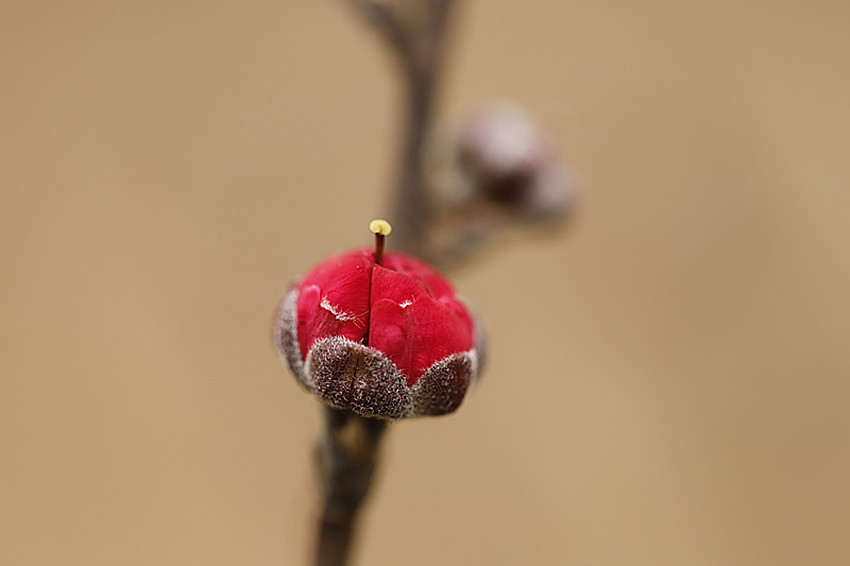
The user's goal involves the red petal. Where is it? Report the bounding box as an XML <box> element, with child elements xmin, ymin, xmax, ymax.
<box><xmin>370</xmin><ymin>289</ymin><xmax>474</xmax><ymax>386</ymax></box>
<box><xmin>381</xmin><ymin>253</ymin><xmax>456</xmax><ymax>299</ymax></box>
<box><xmin>300</xmin><ymin>249</ymin><xmax>373</xmax><ymax>303</ymax></box>
<box><xmin>296</xmin><ymin>251</ymin><xmax>372</xmax><ymax>358</ymax></box>
<box><xmin>294</xmin><ymin>248</ymin><xmax>476</xmax><ymax>383</ymax></box>
<box><xmin>369</xmin><ymin>263</ymin><xmax>430</xmax><ymax>306</ymax></box>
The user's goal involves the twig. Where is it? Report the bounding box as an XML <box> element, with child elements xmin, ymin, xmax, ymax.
<box><xmin>394</xmin><ymin>0</ymin><xmax>455</xmax><ymax>257</ymax></box>
<box><xmin>314</xmin><ymin>2</ymin><xmax>457</xmax><ymax>564</ymax></box>
<box><xmin>347</xmin><ymin>0</ymin><xmax>456</xmax><ymax>256</ymax></box>
<box><xmin>315</xmin><ymin>408</ymin><xmax>388</xmax><ymax>566</ymax></box>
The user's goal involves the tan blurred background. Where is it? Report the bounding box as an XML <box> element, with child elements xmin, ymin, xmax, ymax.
<box><xmin>2</xmin><ymin>1</ymin><xmax>849</xmax><ymax>565</ymax></box>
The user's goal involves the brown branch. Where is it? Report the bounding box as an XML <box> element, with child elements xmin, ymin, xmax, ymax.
<box><xmin>315</xmin><ymin>408</ymin><xmax>388</xmax><ymax>566</ymax></box>
<box><xmin>353</xmin><ymin>1</ymin><xmax>412</xmax><ymax>60</ymax></box>
<box><xmin>314</xmin><ymin>3</ymin><xmax>458</xmax><ymax>565</ymax></box>
<box><xmin>393</xmin><ymin>0</ymin><xmax>455</xmax><ymax>257</ymax></box>
<box><xmin>345</xmin><ymin>0</ymin><xmax>457</xmax><ymax>257</ymax></box>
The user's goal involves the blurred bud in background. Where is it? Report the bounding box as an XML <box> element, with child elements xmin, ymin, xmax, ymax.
<box><xmin>426</xmin><ymin>102</ymin><xmax>576</xmax><ymax>266</ymax></box>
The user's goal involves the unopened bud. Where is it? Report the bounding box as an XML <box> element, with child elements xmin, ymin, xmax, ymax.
<box><xmin>273</xmin><ymin>225</ymin><xmax>485</xmax><ymax>419</ymax></box>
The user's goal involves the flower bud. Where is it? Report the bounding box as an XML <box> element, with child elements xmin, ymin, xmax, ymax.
<box><xmin>456</xmin><ymin>102</ymin><xmax>573</xmax><ymax>222</ymax></box>
<box><xmin>273</xmin><ymin>248</ymin><xmax>484</xmax><ymax>418</ymax></box>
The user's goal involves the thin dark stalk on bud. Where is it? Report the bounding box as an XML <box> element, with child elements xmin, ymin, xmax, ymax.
<box><xmin>374</xmin><ymin>233</ymin><xmax>384</xmax><ymax>265</ymax></box>
<box><xmin>370</xmin><ymin>218</ymin><xmax>392</xmax><ymax>265</ymax></box>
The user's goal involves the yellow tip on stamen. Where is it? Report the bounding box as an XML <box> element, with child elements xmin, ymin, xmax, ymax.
<box><xmin>369</xmin><ymin>219</ymin><xmax>392</xmax><ymax>236</ymax></box>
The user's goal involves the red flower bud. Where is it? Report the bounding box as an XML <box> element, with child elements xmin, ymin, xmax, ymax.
<box><xmin>273</xmin><ymin>245</ymin><xmax>484</xmax><ymax>418</ymax></box>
